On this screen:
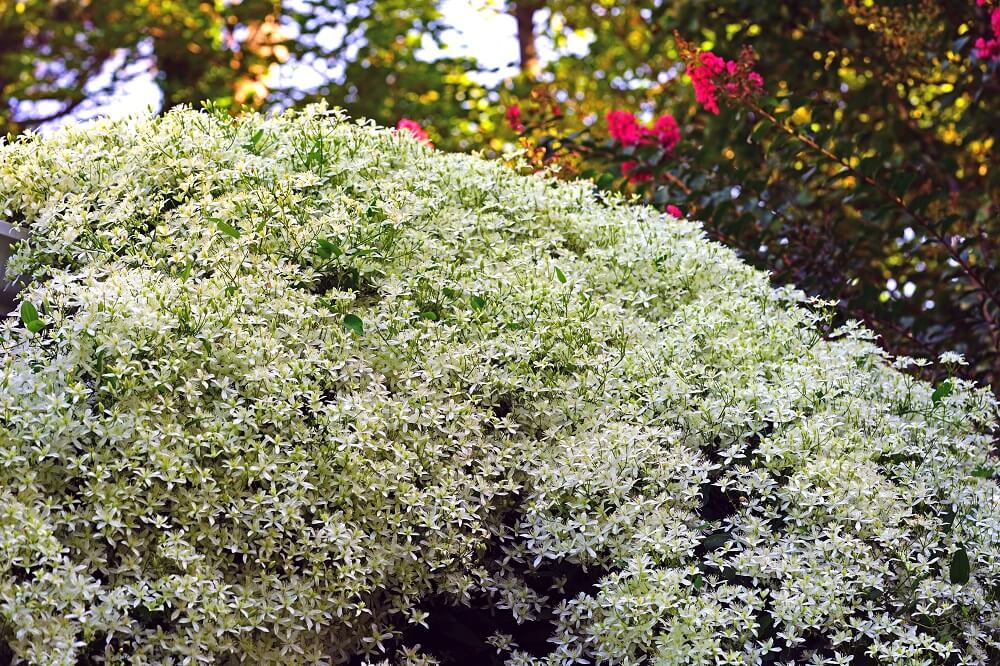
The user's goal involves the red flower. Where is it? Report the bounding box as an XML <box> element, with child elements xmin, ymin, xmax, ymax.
<box><xmin>621</xmin><ymin>160</ymin><xmax>652</xmax><ymax>183</ymax></box>
<box><xmin>505</xmin><ymin>104</ymin><xmax>525</xmax><ymax>133</ymax></box>
<box><xmin>395</xmin><ymin>118</ymin><xmax>433</xmax><ymax>147</ymax></box>
<box><xmin>665</xmin><ymin>204</ymin><xmax>683</xmax><ymax>218</ymax></box>
<box><xmin>651</xmin><ymin>114</ymin><xmax>680</xmax><ymax>152</ymax></box>
<box><xmin>606</xmin><ymin>110</ymin><xmax>644</xmax><ymax>146</ymax></box>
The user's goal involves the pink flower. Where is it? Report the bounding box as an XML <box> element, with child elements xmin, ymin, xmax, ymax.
<box><xmin>977</xmin><ymin>36</ymin><xmax>1000</xmax><ymax>58</ymax></box>
<box><xmin>690</xmin><ymin>58</ymin><xmax>722</xmax><ymax>114</ymax></box>
<box><xmin>700</xmin><ymin>52</ymin><xmax>728</xmax><ymax>75</ymax></box>
<box><xmin>651</xmin><ymin>114</ymin><xmax>680</xmax><ymax>152</ymax></box>
<box><xmin>505</xmin><ymin>104</ymin><xmax>525</xmax><ymax>133</ymax></box>
<box><xmin>620</xmin><ymin>160</ymin><xmax>652</xmax><ymax>183</ymax></box>
<box><xmin>665</xmin><ymin>204</ymin><xmax>683</xmax><ymax>217</ymax></box>
<box><xmin>606</xmin><ymin>110</ymin><xmax>644</xmax><ymax>146</ymax></box>
<box><xmin>975</xmin><ymin>7</ymin><xmax>1000</xmax><ymax>59</ymax></box>
<box><xmin>687</xmin><ymin>49</ymin><xmax>764</xmax><ymax>115</ymax></box>
<box><xmin>395</xmin><ymin>118</ymin><xmax>433</xmax><ymax>147</ymax></box>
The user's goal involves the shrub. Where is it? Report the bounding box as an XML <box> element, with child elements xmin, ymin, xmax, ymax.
<box><xmin>0</xmin><ymin>106</ymin><xmax>998</xmax><ymax>665</ymax></box>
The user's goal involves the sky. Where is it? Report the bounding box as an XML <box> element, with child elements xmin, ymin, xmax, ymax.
<box><xmin>57</xmin><ymin>0</ymin><xmax>592</xmax><ymax>129</ymax></box>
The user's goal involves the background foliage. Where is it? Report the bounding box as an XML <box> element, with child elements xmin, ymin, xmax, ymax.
<box><xmin>1</xmin><ymin>0</ymin><xmax>998</xmax><ymax>388</ymax></box>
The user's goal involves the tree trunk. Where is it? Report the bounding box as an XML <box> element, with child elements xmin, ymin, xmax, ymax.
<box><xmin>514</xmin><ymin>2</ymin><xmax>542</xmax><ymax>79</ymax></box>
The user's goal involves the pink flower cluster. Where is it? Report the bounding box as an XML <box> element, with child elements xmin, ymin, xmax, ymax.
<box><xmin>395</xmin><ymin>118</ymin><xmax>433</xmax><ymax>147</ymax></box>
<box><xmin>688</xmin><ymin>51</ymin><xmax>764</xmax><ymax>115</ymax></box>
<box><xmin>975</xmin><ymin>2</ymin><xmax>1000</xmax><ymax>60</ymax></box>
<box><xmin>605</xmin><ymin>110</ymin><xmax>681</xmax><ymax>151</ymax></box>
<box><xmin>605</xmin><ymin>110</ymin><xmax>681</xmax><ymax>184</ymax></box>
<box><xmin>505</xmin><ymin>105</ymin><xmax>525</xmax><ymax>133</ymax></box>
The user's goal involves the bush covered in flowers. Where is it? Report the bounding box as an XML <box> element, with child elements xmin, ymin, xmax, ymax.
<box><xmin>0</xmin><ymin>106</ymin><xmax>999</xmax><ymax>665</ymax></box>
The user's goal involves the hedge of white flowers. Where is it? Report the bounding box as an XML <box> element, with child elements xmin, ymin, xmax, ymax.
<box><xmin>0</xmin><ymin>105</ymin><xmax>998</xmax><ymax>665</ymax></box>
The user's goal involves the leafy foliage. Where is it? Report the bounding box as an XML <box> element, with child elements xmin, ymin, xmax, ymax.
<box><xmin>0</xmin><ymin>106</ymin><xmax>997</xmax><ymax>665</ymax></box>
<box><xmin>0</xmin><ymin>0</ymin><xmax>284</xmax><ymax>134</ymax></box>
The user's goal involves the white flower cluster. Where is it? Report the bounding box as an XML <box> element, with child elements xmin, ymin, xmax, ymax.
<box><xmin>0</xmin><ymin>106</ymin><xmax>997</xmax><ymax>665</ymax></box>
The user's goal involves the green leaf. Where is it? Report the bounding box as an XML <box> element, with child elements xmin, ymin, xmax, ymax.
<box><xmin>470</xmin><ymin>295</ymin><xmax>486</xmax><ymax>311</ymax></box>
<box><xmin>970</xmin><ymin>466</ymin><xmax>994</xmax><ymax>479</ymax></box>
<box><xmin>20</xmin><ymin>301</ymin><xmax>43</xmax><ymax>332</ymax></box>
<box><xmin>931</xmin><ymin>379</ymin><xmax>954</xmax><ymax>405</ymax></box>
<box><xmin>909</xmin><ymin>192</ymin><xmax>937</xmax><ymax>214</ymax></box>
<box><xmin>215</xmin><ymin>219</ymin><xmax>242</xmax><ymax>239</ymax></box>
<box><xmin>950</xmin><ymin>546</ymin><xmax>970</xmax><ymax>584</ymax></box>
<box><xmin>179</xmin><ymin>258</ymin><xmax>194</xmax><ymax>281</ymax></box>
<box><xmin>20</xmin><ymin>300</ymin><xmax>39</xmax><ymax>324</ymax></box>
<box><xmin>554</xmin><ymin>266</ymin><xmax>567</xmax><ymax>283</ymax></box>
<box><xmin>420</xmin><ymin>310</ymin><xmax>439</xmax><ymax>321</ymax></box>
<box><xmin>702</xmin><ymin>532</ymin><xmax>730</xmax><ymax>551</ymax></box>
<box><xmin>692</xmin><ymin>575</ymin><xmax>704</xmax><ymax>591</ymax></box>
<box><xmin>342</xmin><ymin>313</ymin><xmax>364</xmax><ymax>336</ymax></box>
<box><xmin>315</xmin><ymin>238</ymin><xmax>341</xmax><ymax>259</ymax></box>
<box><xmin>890</xmin><ymin>173</ymin><xmax>918</xmax><ymax>198</ymax></box>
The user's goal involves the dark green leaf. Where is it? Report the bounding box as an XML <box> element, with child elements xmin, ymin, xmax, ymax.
<box><xmin>342</xmin><ymin>313</ymin><xmax>364</xmax><ymax>336</ymax></box>
<box><xmin>554</xmin><ymin>266</ymin><xmax>567</xmax><ymax>283</ymax></box>
<box><xmin>470</xmin><ymin>295</ymin><xmax>486</xmax><ymax>311</ymax></box>
<box><xmin>420</xmin><ymin>310</ymin><xmax>439</xmax><ymax>321</ymax></box>
<box><xmin>971</xmin><ymin>466</ymin><xmax>994</xmax><ymax>479</ymax></box>
<box><xmin>909</xmin><ymin>192</ymin><xmax>937</xmax><ymax>214</ymax></box>
<box><xmin>950</xmin><ymin>546</ymin><xmax>970</xmax><ymax>584</ymax></box>
<box><xmin>702</xmin><ymin>532</ymin><xmax>730</xmax><ymax>551</ymax></box>
<box><xmin>890</xmin><ymin>173</ymin><xmax>918</xmax><ymax>198</ymax></box>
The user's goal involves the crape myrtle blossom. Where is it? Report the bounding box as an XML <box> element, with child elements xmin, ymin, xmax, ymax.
<box><xmin>605</xmin><ymin>110</ymin><xmax>682</xmax><ymax>183</ymax></box>
<box><xmin>394</xmin><ymin>117</ymin><xmax>433</xmax><ymax>147</ymax></box>
<box><xmin>0</xmin><ymin>106</ymin><xmax>997</xmax><ymax>665</ymax></box>
<box><xmin>505</xmin><ymin>104</ymin><xmax>525</xmax><ymax>133</ymax></box>
<box><xmin>620</xmin><ymin>159</ymin><xmax>653</xmax><ymax>183</ymax></box>
<box><xmin>685</xmin><ymin>46</ymin><xmax>765</xmax><ymax>115</ymax></box>
<box><xmin>975</xmin><ymin>2</ymin><xmax>1000</xmax><ymax>60</ymax></box>
<box><xmin>605</xmin><ymin>109</ymin><xmax>681</xmax><ymax>151</ymax></box>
